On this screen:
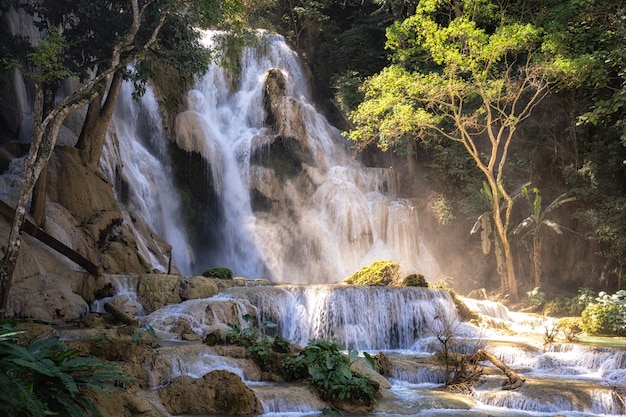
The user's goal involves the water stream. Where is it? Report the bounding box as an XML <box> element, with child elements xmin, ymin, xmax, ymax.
<box><xmin>106</xmin><ymin>279</ymin><xmax>625</xmax><ymax>416</ymax></box>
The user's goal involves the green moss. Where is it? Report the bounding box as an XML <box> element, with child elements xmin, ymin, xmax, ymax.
<box><xmin>399</xmin><ymin>273</ymin><xmax>428</xmax><ymax>287</ymax></box>
<box><xmin>343</xmin><ymin>260</ymin><xmax>400</xmax><ymax>286</ymax></box>
<box><xmin>202</xmin><ymin>267</ymin><xmax>233</xmax><ymax>280</ymax></box>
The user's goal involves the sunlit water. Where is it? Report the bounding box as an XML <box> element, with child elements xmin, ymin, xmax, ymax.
<box><xmin>114</xmin><ymin>280</ymin><xmax>626</xmax><ymax>417</ymax></box>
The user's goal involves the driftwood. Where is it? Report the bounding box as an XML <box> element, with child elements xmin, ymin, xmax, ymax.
<box><xmin>473</xmin><ymin>349</ymin><xmax>525</xmax><ymax>390</ymax></box>
<box><xmin>104</xmin><ymin>302</ymin><xmax>138</xmax><ymax>326</ymax></box>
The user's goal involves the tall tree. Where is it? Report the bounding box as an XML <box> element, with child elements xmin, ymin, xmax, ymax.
<box><xmin>0</xmin><ymin>0</ymin><xmax>247</xmax><ymax>317</ymax></box>
<box><xmin>347</xmin><ymin>0</ymin><xmax>564</xmax><ymax>299</ymax></box>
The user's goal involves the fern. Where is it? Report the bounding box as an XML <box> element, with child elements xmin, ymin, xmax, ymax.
<box><xmin>0</xmin><ymin>321</ymin><xmax>132</xmax><ymax>417</ymax></box>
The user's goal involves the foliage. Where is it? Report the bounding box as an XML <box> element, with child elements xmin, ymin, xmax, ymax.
<box><xmin>581</xmin><ymin>290</ymin><xmax>626</xmax><ymax>336</ymax></box>
<box><xmin>202</xmin><ymin>266</ymin><xmax>234</xmax><ymax>279</ymax></box>
<box><xmin>226</xmin><ymin>314</ymin><xmax>289</xmax><ymax>371</ymax></box>
<box><xmin>343</xmin><ymin>260</ymin><xmax>400</xmax><ymax>286</ymax></box>
<box><xmin>556</xmin><ymin>317</ymin><xmax>583</xmax><ymax>342</ymax></box>
<box><xmin>526</xmin><ymin>287</ymin><xmax>546</xmax><ymax>311</ymax></box>
<box><xmin>292</xmin><ymin>339</ymin><xmax>379</xmax><ymax>406</ymax></box>
<box><xmin>398</xmin><ymin>273</ymin><xmax>428</xmax><ymax>287</ymax></box>
<box><xmin>541</xmin><ymin>287</ymin><xmax>595</xmax><ymax>317</ymax></box>
<box><xmin>347</xmin><ymin>0</ymin><xmax>566</xmax><ymax>299</ymax></box>
<box><xmin>512</xmin><ymin>186</ymin><xmax>576</xmax><ymax>288</ymax></box>
<box><xmin>0</xmin><ymin>322</ymin><xmax>131</xmax><ymax>417</ymax></box>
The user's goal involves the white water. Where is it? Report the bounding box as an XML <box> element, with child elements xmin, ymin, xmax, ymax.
<box><xmin>161</xmin><ymin>31</ymin><xmax>440</xmax><ymax>282</ymax></box>
<box><xmin>132</xmin><ymin>283</ymin><xmax>626</xmax><ymax>416</ymax></box>
<box><xmin>101</xmin><ymin>81</ymin><xmax>193</xmax><ymax>273</ymax></box>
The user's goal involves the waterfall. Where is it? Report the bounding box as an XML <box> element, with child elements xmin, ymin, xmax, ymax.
<box><xmin>101</xmin><ymin>81</ymin><xmax>193</xmax><ymax>273</ymax></box>
<box><xmin>128</xmin><ymin>279</ymin><xmax>626</xmax><ymax>416</ymax></box>
<box><xmin>143</xmin><ymin>284</ymin><xmax>478</xmax><ymax>350</ymax></box>
<box><xmin>168</xmin><ymin>31</ymin><xmax>438</xmax><ymax>282</ymax></box>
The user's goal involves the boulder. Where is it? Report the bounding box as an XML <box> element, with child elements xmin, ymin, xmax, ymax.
<box><xmin>137</xmin><ymin>274</ymin><xmax>181</xmax><ymax>312</ymax></box>
<box><xmin>179</xmin><ymin>275</ymin><xmax>218</xmax><ymax>300</ymax></box>
<box><xmin>8</xmin><ymin>274</ymin><xmax>89</xmax><ymax>322</ymax></box>
<box><xmin>158</xmin><ymin>370</ymin><xmax>262</xmax><ymax>415</ymax></box>
<box><xmin>343</xmin><ymin>260</ymin><xmax>400</xmax><ymax>286</ymax></box>
<box><xmin>90</xmin><ymin>391</ymin><xmax>164</xmax><ymax>417</ymax></box>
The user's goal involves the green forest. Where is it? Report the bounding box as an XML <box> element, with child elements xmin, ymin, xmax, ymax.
<box><xmin>1</xmin><ymin>0</ymin><xmax>625</xmax><ymax>302</ymax></box>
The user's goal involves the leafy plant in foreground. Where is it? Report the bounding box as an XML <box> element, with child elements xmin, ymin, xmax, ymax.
<box><xmin>291</xmin><ymin>339</ymin><xmax>379</xmax><ymax>406</ymax></box>
<box><xmin>0</xmin><ymin>321</ymin><xmax>131</xmax><ymax>417</ymax></box>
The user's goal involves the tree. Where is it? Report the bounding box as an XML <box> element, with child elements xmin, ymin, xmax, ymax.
<box><xmin>347</xmin><ymin>0</ymin><xmax>563</xmax><ymax>299</ymax></box>
<box><xmin>512</xmin><ymin>186</ymin><xmax>576</xmax><ymax>289</ymax></box>
<box><xmin>0</xmin><ymin>0</ymin><xmax>247</xmax><ymax>317</ymax></box>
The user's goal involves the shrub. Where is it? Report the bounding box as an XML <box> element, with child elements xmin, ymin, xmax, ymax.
<box><xmin>343</xmin><ymin>260</ymin><xmax>399</xmax><ymax>286</ymax></box>
<box><xmin>557</xmin><ymin>317</ymin><xmax>583</xmax><ymax>341</ymax></box>
<box><xmin>0</xmin><ymin>321</ymin><xmax>131</xmax><ymax>417</ymax></box>
<box><xmin>295</xmin><ymin>339</ymin><xmax>379</xmax><ymax>407</ymax></box>
<box><xmin>398</xmin><ymin>273</ymin><xmax>428</xmax><ymax>287</ymax></box>
<box><xmin>581</xmin><ymin>290</ymin><xmax>626</xmax><ymax>336</ymax></box>
<box><xmin>226</xmin><ymin>314</ymin><xmax>290</xmax><ymax>372</ymax></box>
<box><xmin>202</xmin><ymin>267</ymin><xmax>233</xmax><ymax>279</ymax></box>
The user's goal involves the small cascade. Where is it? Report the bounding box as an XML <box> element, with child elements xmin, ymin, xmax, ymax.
<box><xmin>90</xmin><ymin>275</ymin><xmax>144</xmax><ymax>316</ymax></box>
<box><xmin>101</xmin><ymin>80</ymin><xmax>192</xmax><ymax>273</ymax></box>
<box><xmin>252</xmin><ymin>384</ymin><xmax>326</xmax><ymax>415</ymax></box>
<box><xmin>95</xmin><ymin>279</ymin><xmax>626</xmax><ymax>417</ymax></box>
<box><xmin>144</xmin><ymin>284</ymin><xmax>478</xmax><ymax>351</ymax></box>
<box><xmin>461</xmin><ymin>297</ymin><xmax>552</xmax><ymax>333</ymax></box>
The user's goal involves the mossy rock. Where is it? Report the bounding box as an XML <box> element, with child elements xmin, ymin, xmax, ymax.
<box><xmin>399</xmin><ymin>273</ymin><xmax>428</xmax><ymax>287</ymax></box>
<box><xmin>202</xmin><ymin>267</ymin><xmax>233</xmax><ymax>280</ymax></box>
<box><xmin>343</xmin><ymin>260</ymin><xmax>400</xmax><ymax>286</ymax></box>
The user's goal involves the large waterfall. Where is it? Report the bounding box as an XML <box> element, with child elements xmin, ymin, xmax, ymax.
<box><xmin>107</xmin><ymin>32</ymin><xmax>438</xmax><ymax>283</ymax></box>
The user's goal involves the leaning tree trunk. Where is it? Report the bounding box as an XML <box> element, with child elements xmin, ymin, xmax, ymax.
<box><xmin>474</xmin><ymin>349</ymin><xmax>525</xmax><ymax>390</ymax></box>
<box><xmin>0</xmin><ymin>83</ymin><xmax>96</xmax><ymax>317</ymax></box>
<box><xmin>29</xmin><ymin>86</ymin><xmax>57</xmax><ymax>227</ymax></box>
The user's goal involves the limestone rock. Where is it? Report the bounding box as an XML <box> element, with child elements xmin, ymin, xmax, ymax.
<box><xmin>158</xmin><ymin>370</ymin><xmax>262</xmax><ymax>415</ymax></box>
<box><xmin>137</xmin><ymin>274</ymin><xmax>181</xmax><ymax>312</ymax></box>
<box><xmin>204</xmin><ymin>298</ymin><xmax>256</xmax><ymax>326</ymax></box>
<box><xmin>8</xmin><ymin>274</ymin><xmax>89</xmax><ymax>322</ymax></box>
<box><xmin>91</xmin><ymin>391</ymin><xmax>165</xmax><ymax>417</ymax></box>
<box><xmin>179</xmin><ymin>275</ymin><xmax>218</xmax><ymax>300</ymax></box>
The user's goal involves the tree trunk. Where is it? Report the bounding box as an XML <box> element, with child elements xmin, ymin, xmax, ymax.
<box><xmin>29</xmin><ymin>163</ymin><xmax>48</xmax><ymax>227</ymax></box>
<box><xmin>28</xmin><ymin>84</ymin><xmax>56</xmax><ymax>227</ymax></box>
<box><xmin>474</xmin><ymin>349</ymin><xmax>525</xmax><ymax>390</ymax></box>
<box><xmin>533</xmin><ymin>235</ymin><xmax>542</xmax><ymax>289</ymax></box>
<box><xmin>0</xmin><ymin>84</ymin><xmax>95</xmax><ymax>317</ymax></box>
<box><xmin>76</xmin><ymin>70</ymin><xmax>124</xmax><ymax>167</ymax></box>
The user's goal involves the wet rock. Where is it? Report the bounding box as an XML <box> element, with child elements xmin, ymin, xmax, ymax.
<box><xmin>158</xmin><ymin>370</ymin><xmax>262</xmax><ymax>415</ymax></box>
<box><xmin>137</xmin><ymin>274</ymin><xmax>181</xmax><ymax>312</ymax></box>
<box><xmin>179</xmin><ymin>275</ymin><xmax>218</xmax><ymax>300</ymax></box>
<box><xmin>204</xmin><ymin>323</ymin><xmax>230</xmax><ymax>345</ymax></box>
<box><xmin>351</xmin><ymin>357</ymin><xmax>391</xmax><ymax>390</ymax></box>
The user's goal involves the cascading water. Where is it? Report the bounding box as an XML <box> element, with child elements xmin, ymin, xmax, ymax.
<box><xmin>169</xmin><ymin>31</ymin><xmax>438</xmax><ymax>282</ymax></box>
<box><xmin>101</xmin><ymin>80</ymin><xmax>192</xmax><ymax>273</ymax></box>
<box><xmin>92</xmin><ymin>32</ymin><xmax>625</xmax><ymax>417</ymax></box>
<box><xmin>133</xmin><ymin>282</ymin><xmax>626</xmax><ymax>416</ymax></box>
